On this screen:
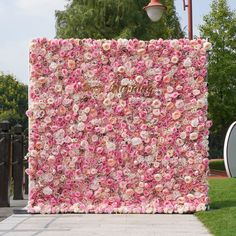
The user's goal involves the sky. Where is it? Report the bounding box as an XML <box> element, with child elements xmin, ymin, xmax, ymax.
<box><xmin>0</xmin><ymin>0</ymin><xmax>236</xmax><ymax>85</ymax></box>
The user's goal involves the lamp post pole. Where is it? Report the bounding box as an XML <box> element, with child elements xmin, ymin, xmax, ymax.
<box><xmin>183</xmin><ymin>0</ymin><xmax>193</xmax><ymax>40</ymax></box>
<box><xmin>144</xmin><ymin>0</ymin><xmax>193</xmax><ymax>40</ymax></box>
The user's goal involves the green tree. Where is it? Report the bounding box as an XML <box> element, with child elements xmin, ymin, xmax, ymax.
<box><xmin>200</xmin><ymin>0</ymin><xmax>236</xmax><ymax>157</ymax></box>
<box><xmin>55</xmin><ymin>0</ymin><xmax>184</xmax><ymax>40</ymax></box>
<box><xmin>0</xmin><ymin>73</ymin><xmax>28</xmax><ymax>129</ymax></box>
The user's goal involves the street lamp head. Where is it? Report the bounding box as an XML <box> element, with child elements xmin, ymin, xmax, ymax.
<box><xmin>144</xmin><ymin>0</ymin><xmax>166</xmax><ymax>22</ymax></box>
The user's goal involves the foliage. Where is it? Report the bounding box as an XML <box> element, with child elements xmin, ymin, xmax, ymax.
<box><xmin>55</xmin><ymin>0</ymin><xmax>184</xmax><ymax>40</ymax></box>
<box><xmin>200</xmin><ymin>0</ymin><xmax>236</xmax><ymax>158</ymax></box>
<box><xmin>209</xmin><ymin>159</ymin><xmax>226</xmax><ymax>171</ymax></box>
<box><xmin>0</xmin><ymin>73</ymin><xmax>28</xmax><ymax>129</ymax></box>
<box><xmin>196</xmin><ymin>179</ymin><xmax>236</xmax><ymax>236</ymax></box>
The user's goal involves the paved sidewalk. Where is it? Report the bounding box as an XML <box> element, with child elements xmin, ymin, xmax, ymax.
<box><xmin>0</xmin><ymin>197</ymin><xmax>28</xmax><ymax>223</ymax></box>
<box><xmin>0</xmin><ymin>214</ymin><xmax>212</xmax><ymax>236</ymax></box>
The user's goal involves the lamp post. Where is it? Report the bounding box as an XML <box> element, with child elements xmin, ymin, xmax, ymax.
<box><xmin>144</xmin><ymin>0</ymin><xmax>193</xmax><ymax>40</ymax></box>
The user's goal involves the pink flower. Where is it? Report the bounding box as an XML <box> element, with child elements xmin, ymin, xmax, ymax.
<box><xmin>67</xmin><ymin>59</ymin><xmax>76</xmax><ymax>69</ymax></box>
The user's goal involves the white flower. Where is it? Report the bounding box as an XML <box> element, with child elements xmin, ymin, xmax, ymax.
<box><xmin>42</xmin><ymin>173</ymin><xmax>54</xmax><ymax>183</ymax></box>
<box><xmin>135</xmin><ymin>75</ymin><xmax>144</xmax><ymax>84</ymax></box>
<box><xmin>154</xmin><ymin>173</ymin><xmax>162</xmax><ymax>181</ymax></box>
<box><xmin>145</xmin><ymin>207</ymin><xmax>154</xmax><ymax>214</ymax></box>
<box><xmin>153</xmin><ymin>109</ymin><xmax>160</xmax><ymax>116</ymax></box>
<box><xmin>73</xmin><ymin>104</ymin><xmax>79</xmax><ymax>113</ymax></box>
<box><xmin>77</xmin><ymin>122</ymin><xmax>85</xmax><ymax>131</ymax></box>
<box><xmin>176</xmin><ymin>85</ymin><xmax>183</xmax><ymax>91</ymax></box>
<box><xmin>91</xmin><ymin>135</ymin><xmax>98</xmax><ymax>142</ymax></box>
<box><xmin>152</xmin><ymin>99</ymin><xmax>161</xmax><ymax>108</ymax></box>
<box><xmin>72</xmin><ymin>203</ymin><xmax>81</xmax><ymax>213</ymax></box>
<box><xmin>49</xmin><ymin>62</ymin><xmax>57</xmax><ymax>71</ymax></box>
<box><xmin>117</xmin><ymin>66</ymin><xmax>126</xmax><ymax>73</ymax></box>
<box><xmin>43</xmin><ymin>186</ymin><xmax>52</xmax><ymax>195</ymax></box>
<box><xmin>121</xmin><ymin>78</ymin><xmax>131</xmax><ymax>86</ymax></box>
<box><xmin>107</xmin><ymin>92</ymin><xmax>115</xmax><ymax>100</ymax></box>
<box><xmin>171</xmin><ymin>56</ymin><xmax>179</xmax><ymax>64</ymax></box>
<box><xmin>193</xmin><ymin>89</ymin><xmax>200</xmax><ymax>96</ymax></box>
<box><xmin>190</xmin><ymin>132</ymin><xmax>198</xmax><ymax>140</ymax></box>
<box><xmin>175</xmin><ymin>100</ymin><xmax>184</xmax><ymax>109</ymax></box>
<box><xmin>177</xmin><ymin>207</ymin><xmax>184</xmax><ymax>214</ymax></box>
<box><xmin>167</xmin><ymin>86</ymin><xmax>174</xmax><ymax>93</ymax></box>
<box><xmin>180</xmin><ymin>132</ymin><xmax>187</xmax><ymax>139</ymax></box>
<box><xmin>117</xmin><ymin>38</ymin><xmax>128</xmax><ymax>48</ymax></box>
<box><xmin>103</xmin><ymin>98</ymin><xmax>111</xmax><ymax>106</ymax></box>
<box><xmin>140</xmin><ymin>131</ymin><xmax>149</xmax><ymax>139</ymax></box>
<box><xmin>69</xmin><ymin>124</ymin><xmax>77</xmax><ymax>133</ymax></box>
<box><xmin>80</xmin><ymin>140</ymin><xmax>88</xmax><ymax>149</ymax></box>
<box><xmin>33</xmin><ymin>206</ymin><xmax>41</xmax><ymax>213</ymax></box>
<box><xmin>183</xmin><ymin>58</ymin><xmax>192</xmax><ymax>67</ymax></box>
<box><xmin>191</xmin><ymin>118</ymin><xmax>199</xmax><ymax>127</ymax></box>
<box><xmin>131</xmin><ymin>137</ymin><xmax>142</xmax><ymax>146</ymax></box>
<box><xmin>102</xmin><ymin>42</ymin><xmax>111</xmax><ymax>51</ymax></box>
<box><xmin>106</xmin><ymin>141</ymin><xmax>116</xmax><ymax>151</ymax></box>
<box><xmin>170</xmin><ymin>39</ymin><xmax>179</xmax><ymax>48</ymax></box>
<box><xmin>84</xmin><ymin>107</ymin><xmax>90</xmax><ymax>114</ymax></box>
<box><xmin>80</xmin><ymin>114</ymin><xmax>87</xmax><ymax>122</ymax></box>
<box><xmin>184</xmin><ymin>176</ymin><xmax>192</xmax><ymax>184</ymax></box>
<box><xmin>54</xmin><ymin>129</ymin><xmax>65</xmax><ymax>140</ymax></box>
<box><xmin>196</xmin><ymin>203</ymin><xmax>206</xmax><ymax>211</ymax></box>
<box><xmin>203</xmin><ymin>42</ymin><xmax>212</xmax><ymax>51</ymax></box>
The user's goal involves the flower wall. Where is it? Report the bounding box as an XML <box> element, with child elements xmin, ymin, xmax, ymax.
<box><xmin>27</xmin><ymin>38</ymin><xmax>212</xmax><ymax>214</ymax></box>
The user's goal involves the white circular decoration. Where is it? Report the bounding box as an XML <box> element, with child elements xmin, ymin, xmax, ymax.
<box><xmin>224</xmin><ymin>121</ymin><xmax>236</xmax><ymax>177</ymax></box>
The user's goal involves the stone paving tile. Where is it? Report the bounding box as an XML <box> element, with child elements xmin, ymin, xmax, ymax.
<box><xmin>0</xmin><ymin>214</ymin><xmax>212</xmax><ymax>236</ymax></box>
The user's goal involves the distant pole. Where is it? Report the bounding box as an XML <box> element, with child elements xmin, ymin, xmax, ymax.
<box><xmin>183</xmin><ymin>0</ymin><xmax>193</xmax><ymax>40</ymax></box>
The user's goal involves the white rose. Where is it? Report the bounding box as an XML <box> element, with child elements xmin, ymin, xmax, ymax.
<box><xmin>102</xmin><ymin>42</ymin><xmax>111</xmax><ymax>51</ymax></box>
<box><xmin>107</xmin><ymin>92</ymin><xmax>115</xmax><ymax>100</ymax></box>
<box><xmin>33</xmin><ymin>206</ymin><xmax>41</xmax><ymax>213</ymax></box>
<box><xmin>175</xmin><ymin>100</ymin><xmax>184</xmax><ymax>109</ymax></box>
<box><xmin>184</xmin><ymin>176</ymin><xmax>192</xmax><ymax>184</ymax></box>
<box><xmin>43</xmin><ymin>186</ymin><xmax>52</xmax><ymax>195</ymax></box>
<box><xmin>140</xmin><ymin>131</ymin><xmax>149</xmax><ymax>139</ymax></box>
<box><xmin>77</xmin><ymin>122</ymin><xmax>85</xmax><ymax>131</ymax></box>
<box><xmin>80</xmin><ymin>114</ymin><xmax>87</xmax><ymax>122</ymax></box>
<box><xmin>152</xmin><ymin>99</ymin><xmax>161</xmax><ymax>108</ymax></box>
<box><xmin>190</xmin><ymin>132</ymin><xmax>198</xmax><ymax>140</ymax></box>
<box><xmin>131</xmin><ymin>137</ymin><xmax>142</xmax><ymax>146</ymax></box>
<box><xmin>183</xmin><ymin>58</ymin><xmax>192</xmax><ymax>68</ymax></box>
<box><xmin>103</xmin><ymin>98</ymin><xmax>111</xmax><ymax>106</ymax></box>
<box><xmin>121</xmin><ymin>78</ymin><xmax>131</xmax><ymax>86</ymax></box>
<box><xmin>193</xmin><ymin>89</ymin><xmax>200</xmax><ymax>96</ymax></box>
<box><xmin>135</xmin><ymin>75</ymin><xmax>144</xmax><ymax>84</ymax></box>
<box><xmin>49</xmin><ymin>62</ymin><xmax>57</xmax><ymax>71</ymax></box>
<box><xmin>191</xmin><ymin>118</ymin><xmax>199</xmax><ymax>127</ymax></box>
<box><xmin>171</xmin><ymin>56</ymin><xmax>179</xmax><ymax>64</ymax></box>
<box><xmin>196</xmin><ymin>203</ymin><xmax>206</xmax><ymax>211</ymax></box>
<box><xmin>91</xmin><ymin>135</ymin><xmax>98</xmax><ymax>142</ymax></box>
<box><xmin>84</xmin><ymin>107</ymin><xmax>90</xmax><ymax>114</ymax></box>
<box><xmin>180</xmin><ymin>132</ymin><xmax>187</xmax><ymax>139</ymax></box>
<box><xmin>154</xmin><ymin>173</ymin><xmax>162</xmax><ymax>181</ymax></box>
<box><xmin>203</xmin><ymin>42</ymin><xmax>212</xmax><ymax>51</ymax></box>
<box><xmin>73</xmin><ymin>104</ymin><xmax>79</xmax><ymax>113</ymax></box>
<box><xmin>106</xmin><ymin>141</ymin><xmax>116</xmax><ymax>151</ymax></box>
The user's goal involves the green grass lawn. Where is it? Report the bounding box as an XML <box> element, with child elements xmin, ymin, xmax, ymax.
<box><xmin>196</xmin><ymin>178</ymin><xmax>236</xmax><ymax>236</ymax></box>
